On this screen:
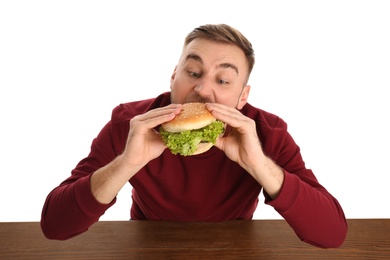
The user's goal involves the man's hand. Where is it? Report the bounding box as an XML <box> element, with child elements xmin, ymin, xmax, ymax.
<box><xmin>122</xmin><ymin>104</ymin><xmax>182</xmax><ymax>172</ymax></box>
<box><xmin>206</xmin><ymin>103</ymin><xmax>284</xmax><ymax>199</ymax></box>
<box><xmin>91</xmin><ymin>104</ymin><xmax>182</xmax><ymax>204</ymax></box>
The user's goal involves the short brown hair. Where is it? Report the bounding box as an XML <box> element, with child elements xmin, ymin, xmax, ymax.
<box><xmin>184</xmin><ymin>24</ymin><xmax>255</xmax><ymax>77</ymax></box>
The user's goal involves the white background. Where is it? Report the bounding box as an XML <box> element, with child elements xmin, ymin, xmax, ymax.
<box><xmin>1</xmin><ymin>0</ymin><xmax>389</xmax><ymax>222</ymax></box>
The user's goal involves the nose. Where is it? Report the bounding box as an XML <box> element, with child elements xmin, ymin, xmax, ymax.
<box><xmin>194</xmin><ymin>78</ymin><xmax>213</xmax><ymax>98</ymax></box>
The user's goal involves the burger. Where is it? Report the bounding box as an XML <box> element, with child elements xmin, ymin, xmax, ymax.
<box><xmin>160</xmin><ymin>102</ymin><xmax>225</xmax><ymax>156</ymax></box>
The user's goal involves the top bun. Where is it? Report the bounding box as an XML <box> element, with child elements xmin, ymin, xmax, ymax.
<box><xmin>161</xmin><ymin>102</ymin><xmax>216</xmax><ymax>133</ymax></box>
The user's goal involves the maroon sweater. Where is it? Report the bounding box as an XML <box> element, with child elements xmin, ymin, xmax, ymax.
<box><xmin>41</xmin><ymin>92</ymin><xmax>347</xmax><ymax>248</ymax></box>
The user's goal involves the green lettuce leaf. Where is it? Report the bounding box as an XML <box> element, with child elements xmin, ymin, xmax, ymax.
<box><xmin>160</xmin><ymin>120</ymin><xmax>225</xmax><ymax>156</ymax></box>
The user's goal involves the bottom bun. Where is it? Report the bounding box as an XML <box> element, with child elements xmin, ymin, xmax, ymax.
<box><xmin>192</xmin><ymin>142</ymin><xmax>214</xmax><ymax>155</ymax></box>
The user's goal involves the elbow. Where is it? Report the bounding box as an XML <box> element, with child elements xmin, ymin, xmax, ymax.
<box><xmin>40</xmin><ymin>220</ymin><xmax>59</xmax><ymax>240</ymax></box>
<box><xmin>40</xmin><ymin>219</ymin><xmax>65</xmax><ymax>240</ymax></box>
<box><xmin>40</xmin><ymin>219</ymin><xmax>84</xmax><ymax>241</ymax></box>
<box><xmin>40</xmin><ymin>205</ymin><xmax>66</xmax><ymax>240</ymax></box>
<box><xmin>329</xmin><ymin>220</ymin><xmax>348</xmax><ymax>248</ymax></box>
<box><xmin>305</xmin><ymin>218</ymin><xmax>348</xmax><ymax>249</ymax></box>
<box><xmin>40</xmin><ymin>211</ymin><xmax>85</xmax><ymax>240</ymax></box>
<box><xmin>326</xmin><ymin>214</ymin><xmax>349</xmax><ymax>248</ymax></box>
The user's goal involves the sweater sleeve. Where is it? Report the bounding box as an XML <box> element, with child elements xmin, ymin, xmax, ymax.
<box><xmin>262</xmin><ymin>115</ymin><xmax>347</xmax><ymax>248</ymax></box>
<box><xmin>40</xmin><ymin>174</ymin><xmax>115</xmax><ymax>240</ymax></box>
<box><xmin>40</xmin><ymin>105</ymin><xmax>127</xmax><ymax>240</ymax></box>
<box><xmin>265</xmin><ymin>171</ymin><xmax>347</xmax><ymax>248</ymax></box>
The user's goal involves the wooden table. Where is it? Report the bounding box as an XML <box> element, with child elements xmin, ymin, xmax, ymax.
<box><xmin>0</xmin><ymin>219</ymin><xmax>389</xmax><ymax>259</ymax></box>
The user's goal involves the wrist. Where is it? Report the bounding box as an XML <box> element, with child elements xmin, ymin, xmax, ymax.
<box><xmin>252</xmin><ymin>156</ymin><xmax>284</xmax><ymax>199</ymax></box>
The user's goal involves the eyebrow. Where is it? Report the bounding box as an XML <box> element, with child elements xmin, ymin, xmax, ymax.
<box><xmin>185</xmin><ymin>54</ymin><xmax>239</xmax><ymax>75</ymax></box>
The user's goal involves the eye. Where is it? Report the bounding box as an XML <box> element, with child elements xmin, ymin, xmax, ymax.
<box><xmin>188</xmin><ymin>71</ymin><xmax>201</xmax><ymax>78</ymax></box>
<box><xmin>217</xmin><ymin>79</ymin><xmax>229</xmax><ymax>85</ymax></box>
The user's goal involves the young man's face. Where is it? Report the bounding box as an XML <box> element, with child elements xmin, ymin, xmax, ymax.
<box><xmin>170</xmin><ymin>38</ymin><xmax>250</xmax><ymax>109</ymax></box>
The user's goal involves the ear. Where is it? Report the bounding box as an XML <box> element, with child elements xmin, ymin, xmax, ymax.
<box><xmin>170</xmin><ymin>66</ymin><xmax>178</xmax><ymax>91</ymax></box>
<box><xmin>237</xmin><ymin>85</ymin><xmax>251</xmax><ymax>109</ymax></box>
<box><xmin>170</xmin><ymin>66</ymin><xmax>178</xmax><ymax>82</ymax></box>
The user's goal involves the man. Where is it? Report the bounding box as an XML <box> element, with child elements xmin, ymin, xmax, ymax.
<box><xmin>41</xmin><ymin>24</ymin><xmax>347</xmax><ymax>248</ymax></box>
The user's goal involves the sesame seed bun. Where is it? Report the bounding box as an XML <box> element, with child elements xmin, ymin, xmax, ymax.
<box><xmin>191</xmin><ymin>142</ymin><xmax>214</xmax><ymax>155</ymax></box>
<box><xmin>161</xmin><ymin>102</ymin><xmax>216</xmax><ymax>133</ymax></box>
<box><xmin>160</xmin><ymin>102</ymin><xmax>222</xmax><ymax>155</ymax></box>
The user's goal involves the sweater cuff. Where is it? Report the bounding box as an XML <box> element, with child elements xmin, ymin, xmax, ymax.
<box><xmin>265</xmin><ymin>170</ymin><xmax>300</xmax><ymax>214</ymax></box>
<box><xmin>73</xmin><ymin>175</ymin><xmax>116</xmax><ymax>218</ymax></box>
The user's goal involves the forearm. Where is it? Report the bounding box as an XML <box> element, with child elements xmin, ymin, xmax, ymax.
<box><xmin>90</xmin><ymin>154</ymin><xmax>139</xmax><ymax>204</ymax></box>
<box><xmin>249</xmin><ymin>156</ymin><xmax>284</xmax><ymax>199</ymax></box>
<box><xmin>267</xmin><ymin>172</ymin><xmax>348</xmax><ymax>248</ymax></box>
<box><xmin>41</xmin><ymin>175</ymin><xmax>115</xmax><ymax>240</ymax></box>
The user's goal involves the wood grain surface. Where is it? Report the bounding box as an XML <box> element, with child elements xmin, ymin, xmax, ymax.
<box><xmin>0</xmin><ymin>219</ymin><xmax>389</xmax><ymax>259</ymax></box>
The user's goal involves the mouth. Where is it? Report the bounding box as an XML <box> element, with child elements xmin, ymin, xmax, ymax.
<box><xmin>184</xmin><ymin>93</ymin><xmax>212</xmax><ymax>104</ymax></box>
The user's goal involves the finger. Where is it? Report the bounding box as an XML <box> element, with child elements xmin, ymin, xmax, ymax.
<box><xmin>133</xmin><ymin>104</ymin><xmax>182</xmax><ymax>128</ymax></box>
<box><xmin>139</xmin><ymin>104</ymin><xmax>182</xmax><ymax>121</ymax></box>
<box><xmin>206</xmin><ymin>103</ymin><xmax>248</xmax><ymax>128</ymax></box>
